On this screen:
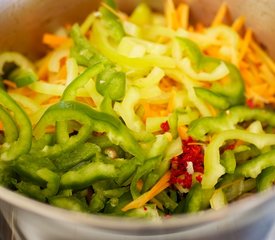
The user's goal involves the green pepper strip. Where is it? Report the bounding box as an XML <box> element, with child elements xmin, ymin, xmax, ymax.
<box><xmin>0</xmin><ymin>88</ymin><xmax>32</xmax><ymax>161</ymax></box>
<box><xmin>60</xmin><ymin>161</ymin><xmax>117</xmax><ymax>190</ymax></box>
<box><xmin>91</xmin><ymin>21</ymin><xmax>176</xmax><ymax>69</ymax></box>
<box><xmin>70</xmin><ymin>24</ymin><xmax>111</xmax><ymax>68</ymax></box>
<box><xmin>49</xmin><ymin>196</ymin><xmax>88</xmax><ymax>212</ymax></box>
<box><xmin>236</xmin><ymin>150</ymin><xmax>275</xmax><ymax>178</ymax></box>
<box><xmin>99</xmin><ymin>3</ymin><xmax>125</xmax><ymax>43</ymax></box>
<box><xmin>183</xmin><ymin>183</ymin><xmax>214</xmax><ymax>213</ymax></box>
<box><xmin>176</xmin><ymin>37</ymin><xmax>245</xmax><ymax>109</ymax></box>
<box><xmin>256</xmin><ymin>166</ymin><xmax>275</xmax><ymax>191</ymax></box>
<box><xmin>0</xmin><ymin>106</ymin><xmax>18</xmax><ymax>143</ymax></box>
<box><xmin>55</xmin><ymin>63</ymin><xmax>104</xmax><ymax>144</ymax></box>
<box><xmin>188</xmin><ymin>106</ymin><xmax>275</xmax><ymax>141</ymax></box>
<box><xmin>16</xmin><ymin>168</ymin><xmax>60</xmax><ymax>202</ymax></box>
<box><xmin>130</xmin><ymin>156</ymin><xmax>160</xmax><ymax>199</ymax></box>
<box><xmin>34</xmin><ymin>101</ymin><xmax>144</xmax><ymax>159</ymax></box>
<box><xmin>202</xmin><ymin>129</ymin><xmax>275</xmax><ymax>189</ymax></box>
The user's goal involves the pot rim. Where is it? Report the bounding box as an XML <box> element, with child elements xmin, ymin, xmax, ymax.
<box><xmin>0</xmin><ymin>186</ymin><xmax>274</xmax><ymax>234</ymax></box>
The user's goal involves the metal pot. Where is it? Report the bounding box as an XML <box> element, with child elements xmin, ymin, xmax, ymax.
<box><xmin>0</xmin><ymin>1</ymin><xmax>274</xmax><ymax>239</ymax></box>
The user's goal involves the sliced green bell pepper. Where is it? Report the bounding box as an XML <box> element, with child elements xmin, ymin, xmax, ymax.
<box><xmin>176</xmin><ymin>37</ymin><xmax>245</xmax><ymax>109</ymax></box>
<box><xmin>188</xmin><ymin>106</ymin><xmax>275</xmax><ymax>141</ymax></box>
<box><xmin>0</xmin><ymin>88</ymin><xmax>32</xmax><ymax>161</ymax></box>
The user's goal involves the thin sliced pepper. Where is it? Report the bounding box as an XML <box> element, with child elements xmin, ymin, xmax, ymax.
<box><xmin>70</xmin><ymin>24</ymin><xmax>111</xmax><ymax>67</ymax></box>
<box><xmin>188</xmin><ymin>106</ymin><xmax>275</xmax><ymax>141</ymax></box>
<box><xmin>99</xmin><ymin>2</ymin><xmax>125</xmax><ymax>43</ymax></box>
<box><xmin>176</xmin><ymin>37</ymin><xmax>245</xmax><ymax>109</ymax></box>
<box><xmin>256</xmin><ymin>166</ymin><xmax>275</xmax><ymax>191</ymax></box>
<box><xmin>202</xmin><ymin>129</ymin><xmax>275</xmax><ymax>189</ymax></box>
<box><xmin>0</xmin><ymin>106</ymin><xmax>18</xmax><ymax>143</ymax></box>
<box><xmin>236</xmin><ymin>150</ymin><xmax>275</xmax><ymax>178</ymax></box>
<box><xmin>16</xmin><ymin>168</ymin><xmax>60</xmax><ymax>202</ymax></box>
<box><xmin>0</xmin><ymin>88</ymin><xmax>32</xmax><ymax>161</ymax></box>
<box><xmin>34</xmin><ymin>100</ymin><xmax>144</xmax><ymax>159</ymax></box>
<box><xmin>60</xmin><ymin>161</ymin><xmax>117</xmax><ymax>190</ymax></box>
<box><xmin>49</xmin><ymin>196</ymin><xmax>89</xmax><ymax>212</ymax></box>
<box><xmin>53</xmin><ymin>142</ymin><xmax>100</xmax><ymax>171</ymax></box>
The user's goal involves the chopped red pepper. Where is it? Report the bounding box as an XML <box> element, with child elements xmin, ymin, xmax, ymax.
<box><xmin>196</xmin><ymin>174</ymin><xmax>203</xmax><ymax>183</ymax></box>
<box><xmin>246</xmin><ymin>99</ymin><xmax>255</xmax><ymax>109</ymax></box>
<box><xmin>160</xmin><ymin>121</ymin><xmax>170</xmax><ymax>133</ymax></box>
<box><xmin>170</xmin><ymin>137</ymin><xmax>204</xmax><ymax>189</ymax></box>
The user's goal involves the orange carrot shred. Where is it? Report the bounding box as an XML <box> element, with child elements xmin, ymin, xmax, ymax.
<box><xmin>122</xmin><ymin>171</ymin><xmax>171</xmax><ymax>211</ymax></box>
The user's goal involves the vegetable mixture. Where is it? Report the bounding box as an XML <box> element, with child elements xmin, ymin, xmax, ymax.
<box><xmin>0</xmin><ymin>0</ymin><xmax>274</xmax><ymax>219</ymax></box>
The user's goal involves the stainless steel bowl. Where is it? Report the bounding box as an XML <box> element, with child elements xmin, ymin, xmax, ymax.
<box><xmin>0</xmin><ymin>1</ymin><xmax>274</xmax><ymax>239</ymax></box>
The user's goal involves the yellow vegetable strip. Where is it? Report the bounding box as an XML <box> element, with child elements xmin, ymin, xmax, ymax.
<box><xmin>239</xmin><ymin>28</ymin><xmax>252</xmax><ymax>63</ymax></box>
<box><xmin>211</xmin><ymin>2</ymin><xmax>227</xmax><ymax>26</ymax></box>
<box><xmin>122</xmin><ymin>171</ymin><xmax>171</xmax><ymax>211</ymax></box>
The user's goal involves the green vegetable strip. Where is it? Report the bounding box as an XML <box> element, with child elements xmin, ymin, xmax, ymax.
<box><xmin>236</xmin><ymin>150</ymin><xmax>275</xmax><ymax>178</ymax></box>
<box><xmin>0</xmin><ymin>88</ymin><xmax>32</xmax><ymax>161</ymax></box>
<box><xmin>202</xmin><ymin>129</ymin><xmax>275</xmax><ymax>189</ymax></box>
<box><xmin>256</xmin><ymin>167</ymin><xmax>275</xmax><ymax>191</ymax></box>
<box><xmin>0</xmin><ymin>106</ymin><xmax>18</xmax><ymax>143</ymax></box>
<box><xmin>91</xmin><ymin>21</ymin><xmax>176</xmax><ymax>69</ymax></box>
<box><xmin>176</xmin><ymin>37</ymin><xmax>245</xmax><ymax>109</ymax></box>
<box><xmin>34</xmin><ymin>101</ymin><xmax>144</xmax><ymax>159</ymax></box>
<box><xmin>60</xmin><ymin>162</ymin><xmax>117</xmax><ymax>190</ymax></box>
<box><xmin>188</xmin><ymin>106</ymin><xmax>275</xmax><ymax>141</ymax></box>
<box><xmin>56</xmin><ymin>63</ymin><xmax>104</xmax><ymax>144</ymax></box>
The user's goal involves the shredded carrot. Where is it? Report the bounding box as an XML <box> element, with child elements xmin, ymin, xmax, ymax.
<box><xmin>211</xmin><ymin>2</ymin><xmax>228</xmax><ymax>26</ymax></box>
<box><xmin>176</xmin><ymin>3</ymin><xmax>189</xmax><ymax>29</ymax></box>
<box><xmin>239</xmin><ymin>28</ymin><xmax>252</xmax><ymax>64</ymax></box>
<box><xmin>3</xmin><ymin>80</ymin><xmax>17</xmax><ymax>89</ymax></box>
<box><xmin>250</xmin><ymin>40</ymin><xmax>275</xmax><ymax>74</ymax></box>
<box><xmin>42</xmin><ymin>34</ymin><xmax>69</xmax><ymax>48</ymax></box>
<box><xmin>122</xmin><ymin>171</ymin><xmax>171</xmax><ymax>211</ymax></box>
<box><xmin>232</xmin><ymin>16</ymin><xmax>245</xmax><ymax>32</ymax></box>
<box><xmin>165</xmin><ymin>0</ymin><xmax>179</xmax><ymax>30</ymax></box>
<box><xmin>178</xmin><ymin>125</ymin><xmax>188</xmax><ymax>140</ymax></box>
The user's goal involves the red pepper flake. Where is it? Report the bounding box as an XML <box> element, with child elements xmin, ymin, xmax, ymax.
<box><xmin>246</xmin><ymin>99</ymin><xmax>255</xmax><ymax>109</ymax></box>
<box><xmin>170</xmin><ymin>137</ymin><xmax>204</xmax><ymax>189</ymax></box>
<box><xmin>143</xmin><ymin>206</ymin><xmax>147</xmax><ymax>211</ymax></box>
<box><xmin>160</xmin><ymin>121</ymin><xmax>170</xmax><ymax>133</ymax></box>
<box><xmin>196</xmin><ymin>174</ymin><xmax>203</xmax><ymax>183</ymax></box>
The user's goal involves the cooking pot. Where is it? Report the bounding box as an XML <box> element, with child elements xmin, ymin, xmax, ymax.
<box><xmin>0</xmin><ymin>0</ymin><xmax>274</xmax><ymax>239</ymax></box>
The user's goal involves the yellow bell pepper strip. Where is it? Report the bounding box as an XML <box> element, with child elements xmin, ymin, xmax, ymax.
<box><xmin>16</xmin><ymin>168</ymin><xmax>60</xmax><ymax>202</ymax></box>
<box><xmin>34</xmin><ymin>100</ymin><xmax>145</xmax><ymax>160</ymax></box>
<box><xmin>256</xmin><ymin>166</ymin><xmax>275</xmax><ymax>191</ymax></box>
<box><xmin>202</xmin><ymin>129</ymin><xmax>275</xmax><ymax>189</ymax></box>
<box><xmin>176</xmin><ymin>37</ymin><xmax>245</xmax><ymax>109</ymax></box>
<box><xmin>0</xmin><ymin>88</ymin><xmax>32</xmax><ymax>161</ymax></box>
<box><xmin>188</xmin><ymin>106</ymin><xmax>275</xmax><ymax>141</ymax></box>
<box><xmin>49</xmin><ymin>196</ymin><xmax>89</xmax><ymax>212</ymax></box>
<box><xmin>91</xmin><ymin>20</ymin><xmax>176</xmax><ymax>69</ymax></box>
<box><xmin>0</xmin><ymin>106</ymin><xmax>18</xmax><ymax>143</ymax></box>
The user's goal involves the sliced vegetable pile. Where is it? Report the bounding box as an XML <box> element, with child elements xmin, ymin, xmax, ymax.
<box><xmin>0</xmin><ymin>0</ymin><xmax>274</xmax><ymax>219</ymax></box>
